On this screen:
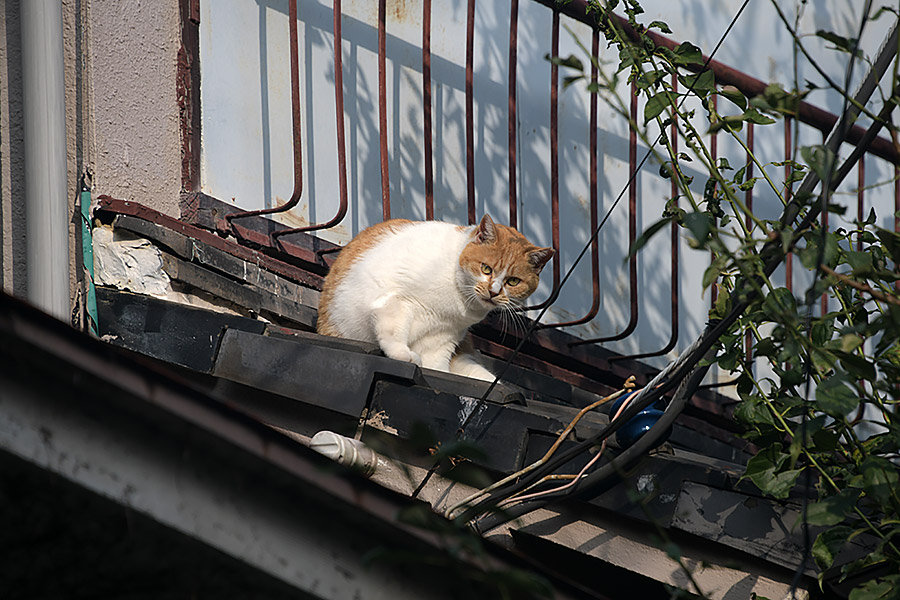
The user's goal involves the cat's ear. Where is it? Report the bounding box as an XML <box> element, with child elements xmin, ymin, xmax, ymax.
<box><xmin>528</xmin><ymin>247</ymin><xmax>555</xmax><ymax>271</ymax></box>
<box><xmin>474</xmin><ymin>214</ymin><xmax>497</xmax><ymax>244</ymax></box>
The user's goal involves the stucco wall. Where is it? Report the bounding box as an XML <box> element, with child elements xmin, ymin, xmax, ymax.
<box><xmin>88</xmin><ymin>0</ymin><xmax>182</xmax><ymax>218</ymax></box>
<box><xmin>0</xmin><ymin>0</ymin><xmax>183</xmax><ymax>318</ymax></box>
<box><xmin>0</xmin><ymin>0</ymin><xmax>28</xmax><ymax>298</ymax></box>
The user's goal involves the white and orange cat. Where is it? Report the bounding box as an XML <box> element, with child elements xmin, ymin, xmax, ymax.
<box><xmin>317</xmin><ymin>214</ymin><xmax>554</xmax><ymax>381</ymax></box>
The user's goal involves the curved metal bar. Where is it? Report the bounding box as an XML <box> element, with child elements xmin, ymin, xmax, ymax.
<box><xmin>525</xmin><ymin>8</ymin><xmax>561</xmax><ymax>311</ymax></box>
<box><xmin>423</xmin><ymin>0</ymin><xmax>435</xmax><ymax>220</ymax></box>
<box><xmin>227</xmin><ymin>0</ymin><xmax>303</xmax><ymax>225</ymax></box>
<box><xmin>569</xmin><ymin>82</ymin><xmax>639</xmax><ymax>345</ymax></box>
<box><xmin>507</xmin><ymin>0</ymin><xmax>519</xmax><ymax>229</ymax></box>
<box><xmin>785</xmin><ymin>117</ymin><xmax>793</xmax><ymax>293</ymax></box>
<box><xmin>272</xmin><ymin>0</ymin><xmax>348</xmax><ymax>241</ymax></box>
<box><xmin>541</xmin><ymin>28</ymin><xmax>600</xmax><ymax>329</ymax></box>
<box><xmin>465</xmin><ymin>0</ymin><xmax>476</xmax><ymax>224</ymax></box>
<box><xmin>609</xmin><ymin>77</ymin><xmax>680</xmax><ymax>363</ymax></box>
<box><xmin>378</xmin><ymin>0</ymin><xmax>391</xmax><ymax>220</ymax></box>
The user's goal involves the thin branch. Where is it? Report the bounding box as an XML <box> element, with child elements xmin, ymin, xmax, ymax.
<box><xmin>821</xmin><ymin>264</ymin><xmax>900</xmax><ymax>307</ymax></box>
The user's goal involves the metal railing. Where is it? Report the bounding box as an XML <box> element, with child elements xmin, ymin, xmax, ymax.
<box><xmin>220</xmin><ymin>0</ymin><xmax>900</xmax><ymax>367</ymax></box>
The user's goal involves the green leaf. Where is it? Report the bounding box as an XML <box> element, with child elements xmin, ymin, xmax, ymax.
<box><xmin>800</xmin><ymin>231</ymin><xmax>840</xmax><ymax>269</ymax></box>
<box><xmin>627</xmin><ymin>216</ymin><xmax>672</xmax><ymax>260</ymax></box>
<box><xmin>743</xmin><ymin>444</ymin><xmax>802</xmax><ymax>499</ymax></box>
<box><xmin>648</xmin><ymin>20</ymin><xmax>672</xmax><ymax>33</ymax></box>
<box><xmin>702</xmin><ymin>264</ymin><xmax>719</xmax><ymax>290</ymax></box>
<box><xmin>673</xmin><ymin>41</ymin><xmax>702</xmax><ymax>65</ymax></box>
<box><xmin>718</xmin><ymin>85</ymin><xmax>748</xmax><ymax>110</ymax></box>
<box><xmin>801</xmin><ymin>145</ymin><xmax>837</xmax><ymax>183</ymax></box>
<box><xmin>846</xmin><ymin>251</ymin><xmax>874</xmax><ymax>276</ymax></box>
<box><xmin>762</xmin><ymin>287</ymin><xmax>797</xmax><ymax>319</ymax></box>
<box><xmin>644</xmin><ymin>92</ymin><xmax>671</xmax><ymax>123</ymax></box>
<box><xmin>861</xmin><ymin>456</ymin><xmax>900</xmax><ymax>504</ymax></box>
<box><xmin>812</xmin><ymin>525</ymin><xmax>854</xmax><ymax>569</ymax></box>
<box><xmin>816</xmin><ymin>376</ymin><xmax>859</xmax><ymax>418</ymax></box>
<box><xmin>546</xmin><ymin>53</ymin><xmax>584</xmax><ymax>72</ymax></box>
<box><xmin>681</xmin><ymin>69</ymin><xmax>715</xmax><ymax>95</ymax></box>
<box><xmin>816</xmin><ymin>30</ymin><xmax>863</xmax><ymax>58</ymax></box>
<box><xmin>848</xmin><ymin>578</ymin><xmax>895</xmax><ymax>600</ymax></box>
<box><xmin>806</xmin><ymin>489</ymin><xmax>859</xmax><ymax>526</ymax></box>
<box><xmin>875</xmin><ymin>227</ymin><xmax>900</xmax><ymax>265</ymax></box>
<box><xmin>835</xmin><ymin>350</ymin><xmax>877</xmax><ymax>381</ymax></box>
<box><xmin>684</xmin><ymin>211</ymin><xmax>713</xmax><ymax>246</ymax></box>
<box><xmin>741</xmin><ymin>108</ymin><xmax>776</xmax><ymax>125</ymax></box>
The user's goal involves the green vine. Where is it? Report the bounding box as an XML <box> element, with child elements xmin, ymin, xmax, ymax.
<box><xmin>562</xmin><ymin>1</ymin><xmax>900</xmax><ymax>597</ymax></box>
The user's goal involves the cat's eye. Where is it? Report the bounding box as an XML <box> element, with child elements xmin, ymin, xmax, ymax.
<box><xmin>481</xmin><ymin>263</ymin><xmax>493</xmax><ymax>275</ymax></box>
<box><xmin>506</xmin><ymin>277</ymin><xmax>521</xmax><ymax>286</ymax></box>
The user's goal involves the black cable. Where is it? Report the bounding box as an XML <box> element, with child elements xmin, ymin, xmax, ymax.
<box><xmin>473</xmin><ymin>347</ymin><xmax>713</xmax><ymax>532</ymax></box>
<box><xmin>412</xmin><ymin>0</ymin><xmax>753</xmax><ymax>499</ymax></box>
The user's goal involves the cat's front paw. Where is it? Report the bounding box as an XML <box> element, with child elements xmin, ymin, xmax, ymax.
<box><xmin>383</xmin><ymin>344</ymin><xmax>422</xmax><ymax>366</ymax></box>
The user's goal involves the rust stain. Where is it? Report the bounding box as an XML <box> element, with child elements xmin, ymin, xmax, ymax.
<box><xmin>389</xmin><ymin>0</ymin><xmax>409</xmax><ymax>23</ymax></box>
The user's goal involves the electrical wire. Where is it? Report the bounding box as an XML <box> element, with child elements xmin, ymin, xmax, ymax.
<box><xmin>443</xmin><ymin>376</ymin><xmax>635</xmax><ymax>519</ymax></box>
<box><xmin>498</xmin><ymin>388</ymin><xmax>639</xmax><ymax>506</ymax></box>
<box><xmin>411</xmin><ymin>0</ymin><xmax>754</xmax><ymax>499</ymax></box>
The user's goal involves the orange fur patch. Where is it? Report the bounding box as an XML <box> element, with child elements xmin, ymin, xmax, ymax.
<box><xmin>458</xmin><ymin>221</ymin><xmax>550</xmax><ymax>302</ymax></box>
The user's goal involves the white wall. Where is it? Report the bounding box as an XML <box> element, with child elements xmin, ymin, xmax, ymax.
<box><xmin>198</xmin><ymin>0</ymin><xmax>896</xmax><ymax>373</ymax></box>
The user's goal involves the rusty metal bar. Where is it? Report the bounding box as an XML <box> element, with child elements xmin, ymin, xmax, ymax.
<box><xmin>227</xmin><ymin>0</ymin><xmax>303</xmax><ymax>225</ymax></box>
<box><xmin>465</xmin><ymin>0</ymin><xmax>476</xmax><ymax>224</ymax></box>
<box><xmin>543</xmin><ymin>28</ymin><xmax>601</xmax><ymax>329</ymax></box>
<box><xmin>572</xmin><ymin>83</ymin><xmax>639</xmax><ymax>345</ymax></box>
<box><xmin>273</xmin><ymin>0</ymin><xmax>348</xmax><ymax>241</ymax></box>
<box><xmin>378</xmin><ymin>0</ymin><xmax>390</xmax><ymax>220</ymax></box>
<box><xmin>527</xmin><ymin>7</ymin><xmax>561</xmax><ymax>312</ymax></box>
<box><xmin>609</xmin><ymin>75</ymin><xmax>680</xmax><ymax>362</ymax></box>
<box><xmin>744</xmin><ymin>123</ymin><xmax>754</xmax><ymax>361</ymax></box>
<box><xmin>423</xmin><ymin>0</ymin><xmax>434</xmax><ymax>220</ymax></box>
<box><xmin>785</xmin><ymin>117</ymin><xmax>793</xmax><ymax>293</ymax></box>
<box><xmin>508</xmin><ymin>0</ymin><xmax>519</xmax><ymax>229</ymax></box>
<box><xmin>710</xmin><ymin>94</ymin><xmax>718</xmax><ymax>308</ymax></box>
<box><xmin>857</xmin><ymin>157</ymin><xmax>865</xmax><ymax>251</ymax></box>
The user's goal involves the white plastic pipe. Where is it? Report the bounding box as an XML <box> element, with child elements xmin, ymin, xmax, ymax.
<box><xmin>309</xmin><ymin>431</ymin><xmax>380</xmax><ymax>477</ymax></box>
<box><xmin>22</xmin><ymin>0</ymin><xmax>70</xmax><ymax>320</ymax></box>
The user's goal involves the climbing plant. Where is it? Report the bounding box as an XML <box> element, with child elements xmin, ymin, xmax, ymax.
<box><xmin>559</xmin><ymin>1</ymin><xmax>900</xmax><ymax>597</ymax></box>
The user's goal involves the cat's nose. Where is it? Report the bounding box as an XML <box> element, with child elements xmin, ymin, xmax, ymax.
<box><xmin>488</xmin><ymin>288</ymin><xmax>500</xmax><ymax>298</ymax></box>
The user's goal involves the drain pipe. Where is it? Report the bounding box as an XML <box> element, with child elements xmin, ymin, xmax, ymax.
<box><xmin>21</xmin><ymin>0</ymin><xmax>70</xmax><ymax>320</ymax></box>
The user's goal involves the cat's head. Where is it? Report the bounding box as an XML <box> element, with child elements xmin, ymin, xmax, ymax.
<box><xmin>458</xmin><ymin>214</ymin><xmax>554</xmax><ymax>310</ymax></box>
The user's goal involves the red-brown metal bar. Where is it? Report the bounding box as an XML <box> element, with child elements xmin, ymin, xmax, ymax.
<box><xmin>572</xmin><ymin>83</ymin><xmax>639</xmax><ymax>345</ymax></box>
<box><xmin>465</xmin><ymin>0</ymin><xmax>476</xmax><ymax>224</ymax></box>
<box><xmin>227</xmin><ymin>0</ymin><xmax>303</xmax><ymax>225</ymax></box>
<box><xmin>423</xmin><ymin>0</ymin><xmax>435</xmax><ymax>220</ymax></box>
<box><xmin>710</xmin><ymin>94</ymin><xmax>718</xmax><ymax>308</ymax></box>
<box><xmin>378</xmin><ymin>0</ymin><xmax>391</xmax><ymax>220</ymax></box>
<box><xmin>744</xmin><ymin>123</ymin><xmax>754</xmax><ymax>362</ymax></box>
<box><xmin>544</xmin><ymin>28</ymin><xmax>601</xmax><ymax>329</ymax></box>
<box><xmin>610</xmin><ymin>75</ymin><xmax>680</xmax><ymax>362</ymax></box>
<box><xmin>273</xmin><ymin>0</ymin><xmax>348</xmax><ymax>241</ymax></box>
<box><xmin>527</xmin><ymin>8</ymin><xmax>561</xmax><ymax>311</ymax></box>
<box><xmin>857</xmin><ymin>157</ymin><xmax>865</xmax><ymax>251</ymax></box>
<box><xmin>785</xmin><ymin>117</ymin><xmax>793</xmax><ymax>293</ymax></box>
<box><xmin>508</xmin><ymin>0</ymin><xmax>519</xmax><ymax>229</ymax></box>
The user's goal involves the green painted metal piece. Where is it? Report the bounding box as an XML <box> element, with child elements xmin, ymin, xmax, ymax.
<box><xmin>80</xmin><ymin>186</ymin><xmax>98</xmax><ymax>335</ymax></box>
